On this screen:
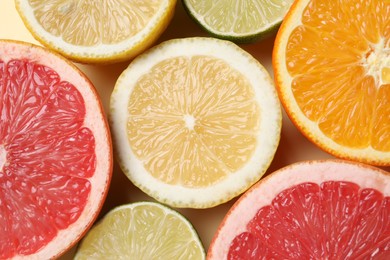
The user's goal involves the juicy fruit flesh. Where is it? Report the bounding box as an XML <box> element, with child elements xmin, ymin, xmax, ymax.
<box><xmin>285</xmin><ymin>0</ymin><xmax>389</xmax><ymax>151</ymax></box>
<box><xmin>127</xmin><ymin>55</ymin><xmax>260</xmax><ymax>188</ymax></box>
<box><xmin>228</xmin><ymin>180</ymin><xmax>390</xmax><ymax>259</ymax></box>
<box><xmin>185</xmin><ymin>0</ymin><xmax>293</xmax><ymax>34</ymax></box>
<box><xmin>75</xmin><ymin>204</ymin><xmax>204</xmax><ymax>259</ymax></box>
<box><xmin>29</xmin><ymin>0</ymin><xmax>164</xmax><ymax>46</ymax></box>
<box><xmin>0</xmin><ymin>59</ymin><xmax>95</xmax><ymax>258</ymax></box>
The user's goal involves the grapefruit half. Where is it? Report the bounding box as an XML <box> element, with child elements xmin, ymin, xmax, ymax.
<box><xmin>208</xmin><ymin>160</ymin><xmax>390</xmax><ymax>259</ymax></box>
<box><xmin>0</xmin><ymin>40</ymin><xmax>112</xmax><ymax>259</ymax></box>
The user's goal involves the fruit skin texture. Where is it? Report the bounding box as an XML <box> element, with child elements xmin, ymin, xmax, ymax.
<box><xmin>272</xmin><ymin>0</ymin><xmax>390</xmax><ymax>166</ymax></box>
<box><xmin>207</xmin><ymin>160</ymin><xmax>390</xmax><ymax>259</ymax></box>
<box><xmin>14</xmin><ymin>0</ymin><xmax>177</xmax><ymax>64</ymax></box>
<box><xmin>0</xmin><ymin>39</ymin><xmax>112</xmax><ymax>259</ymax></box>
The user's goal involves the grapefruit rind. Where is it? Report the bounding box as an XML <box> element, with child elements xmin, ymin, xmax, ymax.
<box><xmin>110</xmin><ymin>37</ymin><xmax>281</xmax><ymax>208</ymax></box>
<box><xmin>14</xmin><ymin>0</ymin><xmax>177</xmax><ymax>63</ymax></box>
<box><xmin>273</xmin><ymin>0</ymin><xmax>390</xmax><ymax>166</ymax></box>
<box><xmin>0</xmin><ymin>40</ymin><xmax>112</xmax><ymax>259</ymax></box>
<box><xmin>207</xmin><ymin>160</ymin><xmax>390</xmax><ymax>259</ymax></box>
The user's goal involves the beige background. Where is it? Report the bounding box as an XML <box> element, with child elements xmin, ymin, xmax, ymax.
<box><xmin>1</xmin><ymin>1</ymin><xmax>388</xmax><ymax>258</ymax></box>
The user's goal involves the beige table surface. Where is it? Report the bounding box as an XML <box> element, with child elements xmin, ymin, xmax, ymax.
<box><xmin>1</xmin><ymin>1</ymin><xmax>388</xmax><ymax>259</ymax></box>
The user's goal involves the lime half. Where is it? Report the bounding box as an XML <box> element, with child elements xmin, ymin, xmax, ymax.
<box><xmin>182</xmin><ymin>0</ymin><xmax>294</xmax><ymax>43</ymax></box>
<box><xmin>74</xmin><ymin>202</ymin><xmax>205</xmax><ymax>259</ymax></box>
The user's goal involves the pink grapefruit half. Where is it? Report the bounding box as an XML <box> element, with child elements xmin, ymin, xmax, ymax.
<box><xmin>208</xmin><ymin>160</ymin><xmax>390</xmax><ymax>259</ymax></box>
<box><xmin>0</xmin><ymin>40</ymin><xmax>112</xmax><ymax>259</ymax></box>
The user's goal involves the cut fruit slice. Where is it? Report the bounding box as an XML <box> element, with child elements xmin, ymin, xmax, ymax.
<box><xmin>273</xmin><ymin>0</ymin><xmax>390</xmax><ymax>166</ymax></box>
<box><xmin>0</xmin><ymin>40</ymin><xmax>112</xmax><ymax>259</ymax></box>
<box><xmin>208</xmin><ymin>160</ymin><xmax>390</xmax><ymax>259</ymax></box>
<box><xmin>15</xmin><ymin>0</ymin><xmax>177</xmax><ymax>63</ymax></box>
<box><xmin>74</xmin><ymin>201</ymin><xmax>205</xmax><ymax>259</ymax></box>
<box><xmin>182</xmin><ymin>0</ymin><xmax>294</xmax><ymax>43</ymax></box>
<box><xmin>110</xmin><ymin>37</ymin><xmax>281</xmax><ymax>208</ymax></box>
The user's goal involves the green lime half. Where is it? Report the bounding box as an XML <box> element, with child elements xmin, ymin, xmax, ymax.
<box><xmin>74</xmin><ymin>202</ymin><xmax>205</xmax><ymax>259</ymax></box>
<box><xmin>182</xmin><ymin>0</ymin><xmax>294</xmax><ymax>43</ymax></box>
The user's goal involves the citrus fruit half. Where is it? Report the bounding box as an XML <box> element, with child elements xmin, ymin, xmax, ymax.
<box><xmin>15</xmin><ymin>0</ymin><xmax>177</xmax><ymax>63</ymax></box>
<box><xmin>182</xmin><ymin>0</ymin><xmax>294</xmax><ymax>43</ymax></box>
<box><xmin>110</xmin><ymin>37</ymin><xmax>281</xmax><ymax>208</ymax></box>
<box><xmin>208</xmin><ymin>160</ymin><xmax>390</xmax><ymax>259</ymax></box>
<box><xmin>0</xmin><ymin>40</ymin><xmax>112</xmax><ymax>259</ymax></box>
<box><xmin>74</xmin><ymin>201</ymin><xmax>205</xmax><ymax>259</ymax></box>
<box><xmin>273</xmin><ymin>0</ymin><xmax>390</xmax><ymax>166</ymax></box>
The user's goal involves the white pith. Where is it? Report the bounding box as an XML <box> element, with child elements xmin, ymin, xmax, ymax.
<box><xmin>110</xmin><ymin>37</ymin><xmax>282</xmax><ymax>208</ymax></box>
<box><xmin>0</xmin><ymin>40</ymin><xmax>112</xmax><ymax>260</ymax></box>
<box><xmin>183</xmin><ymin>114</ymin><xmax>196</xmax><ymax>131</ymax></box>
<box><xmin>208</xmin><ymin>160</ymin><xmax>390</xmax><ymax>259</ymax></box>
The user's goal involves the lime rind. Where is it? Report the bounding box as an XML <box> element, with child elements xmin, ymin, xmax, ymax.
<box><xmin>182</xmin><ymin>0</ymin><xmax>293</xmax><ymax>43</ymax></box>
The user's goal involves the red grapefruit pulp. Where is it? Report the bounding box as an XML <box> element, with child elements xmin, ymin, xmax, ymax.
<box><xmin>208</xmin><ymin>160</ymin><xmax>390</xmax><ymax>259</ymax></box>
<box><xmin>0</xmin><ymin>40</ymin><xmax>112</xmax><ymax>259</ymax></box>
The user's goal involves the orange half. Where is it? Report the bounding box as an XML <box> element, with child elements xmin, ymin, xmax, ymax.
<box><xmin>273</xmin><ymin>0</ymin><xmax>390</xmax><ymax>166</ymax></box>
